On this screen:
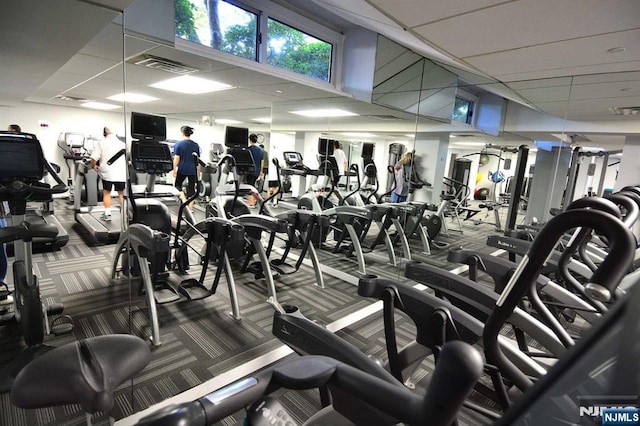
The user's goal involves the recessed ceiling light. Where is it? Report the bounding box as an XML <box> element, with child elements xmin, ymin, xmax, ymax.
<box><xmin>453</xmin><ymin>141</ymin><xmax>486</xmax><ymax>147</ymax></box>
<box><xmin>107</xmin><ymin>93</ymin><xmax>158</xmax><ymax>103</ymax></box>
<box><xmin>215</xmin><ymin>119</ymin><xmax>241</xmax><ymax>125</ymax></box>
<box><xmin>252</xmin><ymin>117</ymin><xmax>272</xmax><ymax>123</ymax></box>
<box><xmin>607</xmin><ymin>47</ymin><xmax>626</xmax><ymax>54</ymax></box>
<box><xmin>340</xmin><ymin>132</ymin><xmax>376</xmax><ymax>138</ymax></box>
<box><xmin>276</xmin><ymin>90</ymin><xmax>283</xmax><ymax>93</ymax></box>
<box><xmin>150</xmin><ymin>75</ymin><xmax>233</xmax><ymax>94</ymax></box>
<box><xmin>290</xmin><ymin>108</ymin><xmax>358</xmax><ymax>118</ymax></box>
<box><xmin>80</xmin><ymin>101</ymin><xmax>121</xmax><ymax>110</ymax></box>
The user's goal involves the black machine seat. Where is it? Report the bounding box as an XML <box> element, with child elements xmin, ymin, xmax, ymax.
<box><xmin>11</xmin><ymin>335</ymin><xmax>150</xmax><ymax>414</ymax></box>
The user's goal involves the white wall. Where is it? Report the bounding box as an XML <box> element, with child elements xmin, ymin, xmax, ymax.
<box><xmin>0</xmin><ymin>101</ymin><xmax>252</xmax><ymax>185</ymax></box>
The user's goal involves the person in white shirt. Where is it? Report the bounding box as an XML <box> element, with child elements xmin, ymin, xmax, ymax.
<box><xmin>91</xmin><ymin>127</ymin><xmax>126</xmax><ymax>220</ymax></box>
<box><xmin>333</xmin><ymin>140</ymin><xmax>347</xmax><ymax>176</ymax></box>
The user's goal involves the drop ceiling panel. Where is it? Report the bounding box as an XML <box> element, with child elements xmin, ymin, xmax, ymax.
<box><xmin>515</xmin><ymin>85</ymin><xmax>572</xmax><ymax>103</ymax></box>
<box><xmin>368</xmin><ymin>0</ymin><xmax>511</xmax><ymax>28</ymax></box>
<box><xmin>571</xmin><ymin>71</ymin><xmax>640</xmax><ymax>85</ymax></box>
<box><xmin>490</xmin><ymin>60</ymin><xmax>640</xmax><ymax>83</ymax></box>
<box><xmin>59</xmin><ymin>54</ymin><xmax>121</xmax><ymax>81</ymax></box>
<box><xmin>466</xmin><ymin>29</ymin><xmax>640</xmax><ymax>79</ymax></box>
<box><xmin>506</xmin><ymin>77</ymin><xmax>574</xmax><ymax>90</ymax></box>
<box><xmin>568</xmin><ymin>81</ymin><xmax>640</xmax><ymax>101</ymax></box>
<box><xmin>412</xmin><ymin>0</ymin><xmax>640</xmax><ymax>58</ymax></box>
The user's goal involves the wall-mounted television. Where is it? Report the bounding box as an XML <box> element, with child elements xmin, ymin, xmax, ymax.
<box><xmin>362</xmin><ymin>143</ymin><xmax>374</xmax><ymax>158</ymax></box>
<box><xmin>318</xmin><ymin>138</ymin><xmax>335</xmax><ymax>156</ymax></box>
<box><xmin>131</xmin><ymin>112</ymin><xmax>167</xmax><ymax>142</ymax></box>
<box><xmin>224</xmin><ymin>126</ymin><xmax>249</xmax><ymax>147</ymax></box>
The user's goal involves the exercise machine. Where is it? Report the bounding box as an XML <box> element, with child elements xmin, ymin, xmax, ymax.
<box><xmin>74</xmin><ymin>149</ymin><xmax>126</xmax><ymax>244</ymax></box>
<box><xmin>0</xmin><ymin>131</ymin><xmax>73</xmax><ymax>391</ymax></box>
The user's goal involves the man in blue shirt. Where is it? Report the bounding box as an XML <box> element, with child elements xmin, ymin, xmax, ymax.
<box><xmin>247</xmin><ymin>134</ymin><xmax>264</xmax><ymax>207</ymax></box>
<box><xmin>173</xmin><ymin>125</ymin><xmax>201</xmax><ymax>210</ymax></box>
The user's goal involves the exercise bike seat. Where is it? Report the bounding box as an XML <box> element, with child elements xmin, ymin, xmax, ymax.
<box><xmin>11</xmin><ymin>335</ymin><xmax>150</xmax><ymax>414</ymax></box>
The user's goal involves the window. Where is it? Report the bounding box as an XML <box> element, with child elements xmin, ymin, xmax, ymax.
<box><xmin>266</xmin><ymin>18</ymin><xmax>332</xmax><ymax>82</ymax></box>
<box><xmin>452</xmin><ymin>96</ymin><xmax>474</xmax><ymax>124</ymax></box>
<box><xmin>174</xmin><ymin>0</ymin><xmax>338</xmax><ymax>84</ymax></box>
<box><xmin>175</xmin><ymin>0</ymin><xmax>258</xmax><ymax>61</ymax></box>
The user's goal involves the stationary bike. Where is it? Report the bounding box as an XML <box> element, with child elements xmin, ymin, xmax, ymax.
<box><xmin>0</xmin><ymin>131</ymin><xmax>72</xmax><ymax>391</ymax></box>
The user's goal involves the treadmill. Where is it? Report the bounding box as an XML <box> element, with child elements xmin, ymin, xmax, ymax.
<box><xmin>74</xmin><ymin>157</ymin><xmax>124</xmax><ymax>244</ymax></box>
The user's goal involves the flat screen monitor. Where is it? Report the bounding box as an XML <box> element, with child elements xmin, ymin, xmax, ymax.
<box><xmin>0</xmin><ymin>133</ymin><xmax>45</xmax><ymax>180</ymax></box>
<box><xmin>225</xmin><ymin>126</ymin><xmax>249</xmax><ymax>147</ymax></box>
<box><xmin>64</xmin><ymin>132</ymin><xmax>85</xmax><ymax>148</ymax></box>
<box><xmin>131</xmin><ymin>112</ymin><xmax>167</xmax><ymax>142</ymax></box>
<box><xmin>284</xmin><ymin>152</ymin><xmax>302</xmax><ymax>164</ymax></box>
<box><xmin>362</xmin><ymin>143</ymin><xmax>374</xmax><ymax>158</ymax></box>
<box><xmin>131</xmin><ymin>141</ymin><xmax>173</xmax><ymax>173</ymax></box>
<box><xmin>318</xmin><ymin>138</ymin><xmax>334</xmax><ymax>156</ymax></box>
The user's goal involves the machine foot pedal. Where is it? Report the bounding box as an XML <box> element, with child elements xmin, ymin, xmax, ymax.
<box><xmin>270</xmin><ymin>260</ymin><xmax>297</xmax><ymax>275</ymax></box>
<box><xmin>178</xmin><ymin>279</ymin><xmax>210</xmax><ymax>301</ymax></box>
<box><xmin>50</xmin><ymin>315</ymin><xmax>74</xmax><ymax>336</ymax></box>
<box><xmin>153</xmin><ymin>280</ymin><xmax>180</xmax><ymax>304</ymax></box>
<box><xmin>431</xmin><ymin>241</ymin><xmax>449</xmax><ymax>250</ymax></box>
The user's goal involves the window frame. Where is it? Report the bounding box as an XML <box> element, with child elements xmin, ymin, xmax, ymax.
<box><xmin>452</xmin><ymin>89</ymin><xmax>478</xmax><ymax>125</ymax></box>
<box><xmin>265</xmin><ymin>16</ymin><xmax>334</xmax><ymax>83</ymax></box>
<box><xmin>174</xmin><ymin>0</ymin><xmax>344</xmax><ymax>90</ymax></box>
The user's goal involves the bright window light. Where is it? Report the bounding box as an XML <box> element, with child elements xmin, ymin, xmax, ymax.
<box><xmin>252</xmin><ymin>117</ymin><xmax>272</xmax><ymax>123</ymax></box>
<box><xmin>80</xmin><ymin>101</ymin><xmax>120</xmax><ymax>110</ymax></box>
<box><xmin>582</xmin><ymin>146</ymin><xmax>604</xmax><ymax>151</ymax></box>
<box><xmin>107</xmin><ymin>93</ymin><xmax>158</xmax><ymax>103</ymax></box>
<box><xmin>150</xmin><ymin>76</ymin><xmax>233</xmax><ymax>94</ymax></box>
<box><xmin>215</xmin><ymin>119</ymin><xmax>241</xmax><ymax>125</ymax></box>
<box><xmin>290</xmin><ymin>108</ymin><xmax>358</xmax><ymax>118</ymax></box>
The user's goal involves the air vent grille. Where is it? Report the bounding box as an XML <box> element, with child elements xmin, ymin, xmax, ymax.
<box><xmin>132</xmin><ymin>55</ymin><xmax>198</xmax><ymax>75</ymax></box>
<box><xmin>609</xmin><ymin>106</ymin><xmax>640</xmax><ymax>116</ymax></box>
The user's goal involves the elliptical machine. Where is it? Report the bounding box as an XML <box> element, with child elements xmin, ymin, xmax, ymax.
<box><xmin>0</xmin><ymin>131</ymin><xmax>73</xmax><ymax>391</ymax></box>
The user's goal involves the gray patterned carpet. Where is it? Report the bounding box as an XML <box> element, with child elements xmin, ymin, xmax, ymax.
<box><xmin>0</xmin><ymin>198</ymin><xmax>510</xmax><ymax>425</ymax></box>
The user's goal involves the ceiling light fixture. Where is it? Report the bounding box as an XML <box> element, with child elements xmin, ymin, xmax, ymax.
<box><xmin>80</xmin><ymin>101</ymin><xmax>121</xmax><ymax>110</ymax></box>
<box><xmin>215</xmin><ymin>119</ymin><xmax>241</xmax><ymax>125</ymax></box>
<box><xmin>252</xmin><ymin>117</ymin><xmax>272</xmax><ymax>123</ymax></box>
<box><xmin>150</xmin><ymin>75</ymin><xmax>233</xmax><ymax>94</ymax></box>
<box><xmin>107</xmin><ymin>93</ymin><xmax>158</xmax><ymax>103</ymax></box>
<box><xmin>452</xmin><ymin>141</ymin><xmax>486</xmax><ymax>147</ymax></box>
<box><xmin>290</xmin><ymin>108</ymin><xmax>358</xmax><ymax>118</ymax></box>
<box><xmin>340</xmin><ymin>132</ymin><xmax>376</xmax><ymax>138</ymax></box>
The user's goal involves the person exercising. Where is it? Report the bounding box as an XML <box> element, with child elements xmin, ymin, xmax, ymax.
<box><xmin>91</xmin><ymin>127</ymin><xmax>126</xmax><ymax>221</ymax></box>
<box><xmin>391</xmin><ymin>151</ymin><xmax>413</xmax><ymax>203</ymax></box>
<box><xmin>246</xmin><ymin>134</ymin><xmax>264</xmax><ymax>208</ymax></box>
<box><xmin>173</xmin><ymin>125</ymin><xmax>201</xmax><ymax>211</ymax></box>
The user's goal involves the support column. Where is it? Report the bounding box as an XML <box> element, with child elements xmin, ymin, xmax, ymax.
<box><xmin>615</xmin><ymin>135</ymin><xmax>640</xmax><ymax>190</ymax></box>
<box><xmin>525</xmin><ymin>144</ymin><xmax>571</xmax><ymax>224</ymax></box>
